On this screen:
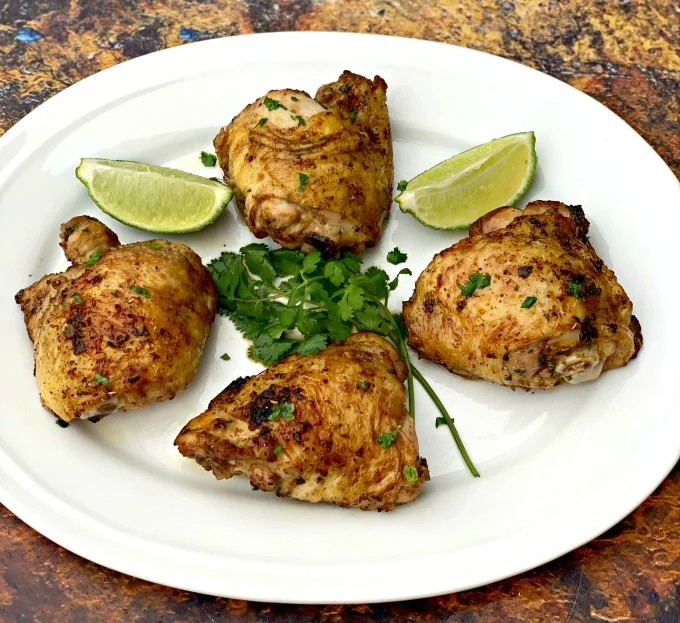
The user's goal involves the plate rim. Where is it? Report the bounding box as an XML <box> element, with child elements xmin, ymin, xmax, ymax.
<box><xmin>0</xmin><ymin>31</ymin><xmax>678</xmax><ymax>604</ymax></box>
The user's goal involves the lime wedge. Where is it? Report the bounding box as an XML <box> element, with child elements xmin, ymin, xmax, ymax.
<box><xmin>75</xmin><ymin>158</ymin><xmax>233</xmax><ymax>234</ymax></box>
<box><xmin>395</xmin><ymin>131</ymin><xmax>537</xmax><ymax>230</ymax></box>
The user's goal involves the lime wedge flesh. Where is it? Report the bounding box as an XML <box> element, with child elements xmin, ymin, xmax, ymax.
<box><xmin>395</xmin><ymin>131</ymin><xmax>537</xmax><ymax>230</ymax></box>
<box><xmin>75</xmin><ymin>158</ymin><xmax>233</xmax><ymax>234</ymax></box>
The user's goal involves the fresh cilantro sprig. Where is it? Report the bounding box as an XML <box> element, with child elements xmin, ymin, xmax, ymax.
<box><xmin>386</xmin><ymin>247</ymin><xmax>407</xmax><ymax>265</ymax></box>
<box><xmin>208</xmin><ymin>245</ymin><xmax>479</xmax><ymax>477</ymax></box>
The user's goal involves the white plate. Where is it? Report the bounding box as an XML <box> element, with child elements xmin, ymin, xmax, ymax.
<box><xmin>0</xmin><ymin>32</ymin><xmax>678</xmax><ymax>605</ymax></box>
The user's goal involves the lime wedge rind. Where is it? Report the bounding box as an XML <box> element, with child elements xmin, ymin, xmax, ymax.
<box><xmin>395</xmin><ymin>131</ymin><xmax>537</xmax><ymax>231</ymax></box>
<box><xmin>75</xmin><ymin>158</ymin><xmax>233</xmax><ymax>234</ymax></box>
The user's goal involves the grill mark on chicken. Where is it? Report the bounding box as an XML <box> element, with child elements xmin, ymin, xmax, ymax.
<box><xmin>566</xmin><ymin>205</ymin><xmax>590</xmax><ymax>242</ymax></box>
<box><xmin>585</xmin><ymin>282</ymin><xmax>603</xmax><ymax>297</ymax></box>
<box><xmin>630</xmin><ymin>315</ymin><xmax>643</xmax><ymax>358</ymax></box>
<box><xmin>66</xmin><ymin>306</ymin><xmax>87</xmax><ymax>355</ymax></box>
<box><xmin>578</xmin><ymin>316</ymin><xmax>599</xmax><ymax>342</ymax></box>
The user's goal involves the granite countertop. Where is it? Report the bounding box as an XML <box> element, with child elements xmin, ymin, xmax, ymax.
<box><xmin>1</xmin><ymin>1</ymin><xmax>679</xmax><ymax>621</ymax></box>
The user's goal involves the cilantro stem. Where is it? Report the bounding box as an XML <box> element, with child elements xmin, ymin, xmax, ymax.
<box><xmin>396</xmin><ymin>336</ymin><xmax>416</xmax><ymax>418</ymax></box>
<box><xmin>410</xmin><ymin>365</ymin><xmax>480</xmax><ymax>477</ymax></box>
<box><xmin>363</xmin><ymin>293</ymin><xmax>416</xmax><ymax>418</ymax></box>
<box><xmin>287</xmin><ymin>275</ymin><xmax>325</xmax><ymax>299</ymax></box>
<box><xmin>372</xmin><ymin>294</ymin><xmax>478</xmax><ymax>478</ymax></box>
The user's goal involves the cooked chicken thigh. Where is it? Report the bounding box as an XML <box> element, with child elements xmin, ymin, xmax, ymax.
<box><xmin>15</xmin><ymin>216</ymin><xmax>216</xmax><ymax>422</ymax></box>
<box><xmin>214</xmin><ymin>71</ymin><xmax>393</xmax><ymax>256</ymax></box>
<box><xmin>403</xmin><ymin>202</ymin><xmax>642</xmax><ymax>389</ymax></box>
<box><xmin>175</xmin><ymin>333</ymin><xmax>429</xmax><ymax>511</ymax></box>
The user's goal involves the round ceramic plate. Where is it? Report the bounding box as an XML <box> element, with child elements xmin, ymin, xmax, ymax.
<box><xmin>0</xmin><ymin>32</ymin><xmax>678</xmax><ymax>604</ymax></box>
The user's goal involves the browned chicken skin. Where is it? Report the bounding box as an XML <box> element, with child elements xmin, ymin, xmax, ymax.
<box><xmin>214</xmin><ymin>71</ymin><xmax>393</xmax><ymax>256</ymax></box>
<box><xmin>404</xmin><ymin>201</ymin><xmax>642</xmax><ymax>389</ymax></box>
<box><xmin>15</xmin><ymin>216</ymin><xmax>217</xmax><ymax>421</ymax></box>
<box><xmin>175</xmin><ymin>333</ymin><xmax>429</xmax><ymax>511</ymax></box>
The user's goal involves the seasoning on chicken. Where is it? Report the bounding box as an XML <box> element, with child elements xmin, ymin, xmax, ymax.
<box><xmin>213</xmin><ymin>71</ymin><xmax>393</xmax><ymax>256</ymax></box>
<box><xmin>403</xmin><ymin>201</ymin><xmax>642</xmax><ymax>389</ymax></box>
<box><xmin>15</xmin><ymin>216</ymin><xmax>216</xmax><ymax>422</ymax></box>
<box><xmin>175</xmin><ymin>333</ymin><xmax>429</xmax><ymax>511</ymax></box>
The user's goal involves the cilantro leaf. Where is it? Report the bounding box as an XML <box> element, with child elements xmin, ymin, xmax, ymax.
<box><xmin>308</xmin><ymin>280</ymin><xmax>330</xmax><ymax>305</ymax></box>
<box><xmin>264</xmin><ymin>97</ymin><xmax>286</xmax><ymax>111</ymax></box>
<box><xmin>248</xmin><ymin>334</ymin><xmax>295</xmax><ymax>364</ymax></box>
<box><xmin>567</xmin><ymin>275</ymin><xmax>585</xmax><ymax>300</ymax></box>
<box><xmin>403</xmin><ymin>465</ymin><xmax>418</xmax><ymax>483</ymax></box>
<box><xmin>268</xmin><ymin>402</ymin><xmax>295</xmax><ymax>422</ymax></box>
<box><xmin>324</xmin><ymin>309</ymin><xmax>352</xmax><ymax>340</ymax></box>
<box><xmin>324</xmin><ymin>261</ymin><xmax>347</xmax><ymax>287</ymax></box>
<box><xmin>296</xmin><ymin>308</ymin><xmax>325</xmax><ymax>337</ymax></box>
<box><xmin>257</xmin><ymin>117</ymin><xmax>267</xmax><ymax>127</ymax></box>
<box><xmin>129</xmin><ymin>285</ymin><xmax>150</xmax><ymax>298</ymax></box>
<box><xmin>240</xmin><ymin>243</ymin><xmax>277</xmax><ymax>283</ymax></box>
<box><xmin>397</xmin><ymin>180</ymin><xmax>408</xmax><ymax>192</ymax></box>
<box><xmin>302</xmin><ymin>250</ymin><xmax>322</xmax><ymax>274</ymax></box>
<box><xmin>458</xmin><ymin>272</ymin><xmax>491</xmax><ymax>297</ymax></box>
<box><xmin>377</xmin><ymin>426</ymin><xmax>401</xmax><ymax>449</ymax></box>
<box><xmin>294</xmin><ymin>333</ymin><xmax>328</xmax><ymax>356</ymax></box>
<box><xmin>297</xmin><ymin>172</ymin><xmax>309</xmax><ymax>192</ymax></box>
<box><xmin>233</xmin><ymin>298</ymin><xmax>266</xmax><ymax>321</ymax></box>
<box><xmin>286</xmin><ymin>283</ymin><xmax>307</xmax><ymax>308</ymax></box>
<box><xmin>85</xmin><ymin>250</ymin><xmax>101</xmax><ymax>266</ymax></box>
<box><xmin>386</xmin><ymin>247</ymin><xmax>408</xmax><ymax>265</ymax></box>
<box><xmin>354</xmin><ymin>307</ymin><xmax>384</xmax><ymax>332</ymax></box>
<box><xmin>270</xmin><ymin>249</ymin><xmax>304</xmax><ymax>277</ymax></box>
<box><xmin>388</xmin><ymin>268</ymin><xmax>412</xmax><ymax>292</ymax></box>
<box><xmin>346</xmin><ymin>285</ymin><xmax>364</xmax><ymax>310</ymax></box>
<box><xmin>228</xmin><ymin>313</ymin><xmax>264</xmax><ymax>340</ymax></box>
<box><xmin>94</xmin><ymin>373</ymin><xmax>109</xmax><ymax>386</ymax></box>
<box><xmin>264</xmin><ymin>307</ymin><xmax>297</xmax><ymax>339</ymax></box>
<box><xmin>220</xmin><ymin>353</ymin><xmax>231</xmax><ymax>361</ymax></box>
<box><xmin>362</xmin><ymin>267</ymin><xmax>389</xmax><ymax>299</ymax></box>
<box><xmin>208</xmin><ymin>252</ymin><xmax>243</xmax><ymax>301</ymax></box>
<box><xmin>273</xmin><ymin>445</ymin><xmax>283</xmax><ymax>456</ymax></box>
<box><xmin>337</xmin><ymin>297</ymin><xmax>354</xmax><ymax>322</ymax></box>
<box><xmin>340</xmin><ymin>252</ymin><xmax>363</xmax><ymax>274</ymax></box>
<box><xmin>200</xmin><ymin>151</ymin><xmax>217</xmax><ymax>166</ymax></box>
<box><xmin>435</xmin><ymin>416</ymin><xmax>447</xmax><ymax>428</ymax></box>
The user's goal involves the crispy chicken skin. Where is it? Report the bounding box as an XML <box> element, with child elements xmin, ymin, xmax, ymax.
<box><xmin>403</xmin><ymin>201</ymin><xmax>642</xmax><ymax>389</ymax></box>
<box><xmin>175</xmin><ymin>333</ymin><xmax>429</xmax><ymax>511</ymax></box>
<box><xmin>15</xmin><ymin>216</ymin><xmax>216</xmax><ymax>422</ymax></box>
<box><xmin>213</xmin><ymin>71</ymin><xmax>393</xmax><ymax>256</ymax></box>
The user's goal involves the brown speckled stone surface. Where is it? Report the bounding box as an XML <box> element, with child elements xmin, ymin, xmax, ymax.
<box><xmin>1</xmin><ymin>1</ymin><xmax>679</xmax><ymax>621</ymax></box>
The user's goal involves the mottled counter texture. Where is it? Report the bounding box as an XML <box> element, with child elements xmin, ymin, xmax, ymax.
<box><xmin>1</xmin><ymin>1</ymin><xmax>679</xmax><ymax>621</ymax></box>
